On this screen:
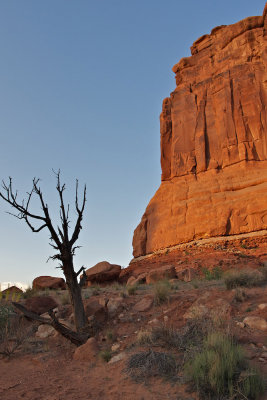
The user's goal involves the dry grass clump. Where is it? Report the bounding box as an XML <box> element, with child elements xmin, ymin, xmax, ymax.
<box><xmin>153</xmin><ymin>280</ymin><xmax>171</xmax><ymax>305</ymax></box>
<box><xmin>99</xmin><ymin>349</ymin><xmax>112</xmax><ymax>362</ymax></box>
<box><xmin>224</xmin><ymin>269</ymin><xmax>264</xmax><ymax>290</ymax></box>
<box><xmin>126</xmin><ymin>350</ymin><xmax>177</xmax><ymax>381</ymax></box>
<box><xmin>60</xmin><ymin>291</ymin><xmax>70</xmax><ymax>305</ymax></box>
<box><xmin>23</xmin><ymin>286</ymin><xmax>37</xmax><ymax>299</ymax></box>
<box><xmin>184</xmin><ymin>332</ymin><xmax>264</xmax><ymax>399</ymax></box>
<box><xmin>136</xmin><ymin>328</ymin><xmax>153</xmax><ymax>345</ymax></box>
<box><xmin>233</xmin><ymin>287</ymin><xmax>248</xmax><ymax>303</ymax></box>
<box><xmin>127</xmin><ymin>284</ymin><xmax>137</xmax><ymax>295</ymax></box>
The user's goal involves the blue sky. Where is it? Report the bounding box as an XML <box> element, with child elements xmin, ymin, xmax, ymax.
<box><xmin>0</xmin><ymin>0</ymin><xmax>265</xmax><ymax>285</ymax></box>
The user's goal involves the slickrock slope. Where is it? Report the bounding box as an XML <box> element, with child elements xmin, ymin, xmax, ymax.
<box><xmin>133</xmin><ymin>4</ymin><xmax>267</xmax><ymax>259</ymax></box>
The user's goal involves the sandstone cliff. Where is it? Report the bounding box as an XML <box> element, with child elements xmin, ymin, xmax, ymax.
<box><xmin>133</xmin><ymin>4</ymin><xmax>267</xmax><ymax>258</ymax></box>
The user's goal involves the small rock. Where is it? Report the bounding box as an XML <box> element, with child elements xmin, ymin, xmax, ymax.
<box><xmin>261</xmin><ymin>352</ymin><xmax>267</xmax><ymax>358</ymax></box>
<box><xmin>148</xmin><ymin>318</ymin><xmax>160</xmax><ymax>326</ymax></box>
<box><xmin>133</xmin><ymin>296</ymin><xmax>154</xmax><ymax>312</ymax></box>
<box><xmin>36</xmin><ymin>324</ymin><xmax>55</xmax><ymax>339</ymax></box>
<box><xmin>164</xmin><ymin>315</ymin><xmax>168</xmax><ymax>322</ymax></box>
<box><xmin>236</xmin><ymin>322</ymin><xmax>245</xmax><ymax>328</ymax></box>
<box><xmin>111</xmin><ymin>343</ymin><xmax>120</xmax><ymax>352</ymax></box>
<box><xmin>108</xmin><ymin>352</ymin><xmax>126</xmax><ymax>364</ymax></box>
<box><xmin>259</xmin><ymin>358</ymin><xmax>266</xmax><ymax>363</ymax></box>
<box><xmin>243</xmin><ymin>316</ymin><xmax>267</xmax><ymax>331</ymax></box>
<box><xmin>258</xmin><ymin>304</ymin><xmax>267</xmax><ymax>310</ymax></box>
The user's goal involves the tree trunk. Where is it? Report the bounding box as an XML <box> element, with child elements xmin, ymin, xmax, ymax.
<box><xmin>64</xmin><ymin>260</ymin><xmax>87</xmax><ymax>333</ymax></box>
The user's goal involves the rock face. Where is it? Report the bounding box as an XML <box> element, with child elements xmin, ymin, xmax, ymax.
<box><xmin>32</xmin><ymin>276</ymin><xmax>66</xmax><ymax>290</ymax></box>
<box><xmin>133</xmin><ymin>5</ymin><xmax>267</xmax><ymax>258</ymax></box>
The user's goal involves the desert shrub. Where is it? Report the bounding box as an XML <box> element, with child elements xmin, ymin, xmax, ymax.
<box><xmin>0</xmin><ymin>303</ymin><xmax>13</xmax><ymax>330</ymax></box>
<box><xmin>0</xmin><ymin>290</ymin><xmax>22</xmax><ymax>302</ymax></box>
<box><xmin>127</xmin><ymin>284</ymin><xmax>137</xmax><ymax>295</ymax></box>
<box><xmin>99</xmin><ymin>349</ymin><xmax>112</xmax><ymax>362</ymax></box>
<box><xmin>184</xmin><ymin>332</ymin><xmax>264</xmax><ymax>399</ymax></box>
<box><xmin>153</xmin><ymin>280</ymin><xmax>171</xmax><ymax>305</ymax></box>
<box><xmin>202</xmin><ymin>266</ymin><xmax>223</xmax><ymax>281</ymax></box>
<box><xmin>233</xmin><ymin>287</ymin><xmax>247</xmax><ymax>303</ymax></box>
<box><xmin>106</xmin><ymin>330</ymin><xmax>115</xmax><ymax>341</ymax></box>
<box><xmin>0</xmin><ymin>303</ymin><xmax>34</xmax><ymax>357</ymax></box>
<box><xmin>126</xmin><ymin>350</ymin><xmax>177</xmax><ymax>381</ymax></box>
<box><xmin>224</xmin><ymin>269</ymin><xmax>264</xmax><ymax>290</ymax></box>
<box><xmin>150</xmin><ymin>325</ymin><xmax>181</xmax><ymax>349</ymax></box>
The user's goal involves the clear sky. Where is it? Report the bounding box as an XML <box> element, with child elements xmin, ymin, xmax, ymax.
<box><xmin>0</xmin><ymin>0</ymin><xmax>265</xmax><ymax>285</ymax></box>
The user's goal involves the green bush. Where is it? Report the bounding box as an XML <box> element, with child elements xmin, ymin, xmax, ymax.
<box><xmin>185</xmin><ymin>332</ymin><xmax>264</xmax><ymax>399</ymax></box>
<box><xmin>153</xmin><ymin>280</ymin><xmax>171</xmax><ymax>305</ymax></box>
<box><xmin>225</xmin><ymin>269</ymin><xmax>264</xmax><ymax>290</ymax></box>
<box><xmin>0</xmin><ymin>304</ymin><xmax>14</xmax><ymax>332</ymax></box>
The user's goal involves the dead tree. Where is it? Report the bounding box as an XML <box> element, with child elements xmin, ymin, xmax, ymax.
<box><xmin>0</xmin><ymin>171</ymin><xmax>89</xmax><ymax>340</ymax></box>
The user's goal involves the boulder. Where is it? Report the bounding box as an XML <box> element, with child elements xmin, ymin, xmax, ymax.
<box><xmin>106</xmin><ymin>297</ymin><xmax>124</xmax><ymax>317</ymax></box>
<box><xmin>25</xmin><ymin>296</ymin><xmax>58</xmax><ymax>315</ymax></box>
<box><xmin>132</xmin><ymin>5</ymin><xmax>267</xmax><ymax>259</ymax></box>
<box><xmin>33</xmin><ymin>276</ymin><xmax>66</xmax><ymax>290</ymax></box>
<box><xmin>146</xmin><ymin>265</ymin><xmax>176</xmax><ymax>284</ymax></box>
<box><xmin>243</xmin><ymin>316</ymin><xmax>267</xmax><ymax>331</ymax></box>
<box><xmin>73</xmin><ymin>337</ymin><xmax>99</xmax><ymax>361</ymax></box>
<box><xmin>84</xmin><ymin>299</ymin><xmax>107</xmax><ymax>324</ymax></box>
<box><xmin>84</xmin><ymin>261</ymin><xmax>121</xmax><ymax>284</ymax></box>
<box><xmin>133</xmin><ymin>296</ymin><xmax>154</xmax><ymax>312</ymax></box>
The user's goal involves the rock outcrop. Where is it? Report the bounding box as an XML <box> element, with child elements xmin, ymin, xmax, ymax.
<box><xmin>133</xmin><ymin>4</ymin><xmax>267</xmax><ymax>259</ymax></box>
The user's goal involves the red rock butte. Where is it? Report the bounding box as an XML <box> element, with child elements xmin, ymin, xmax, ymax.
<box><xmin>133</xmin><ymin>4</ymin><xmax>267</xmax><ymax>259</ymax></box>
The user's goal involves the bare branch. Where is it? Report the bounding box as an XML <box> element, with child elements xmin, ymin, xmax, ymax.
<box><xmin>55</xmin><ymin>170</ymin><xmax>69</xmax><ymax>242</ymax></box>
<box><xmin>76</xmin><ymin>265</ymin><xmax>85</xmax><ymax>277</ymax></box>
<box><xmin>70</xmin><ymin>182</ymin><xmax>86</xmax><ymax>247</ymax></box>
